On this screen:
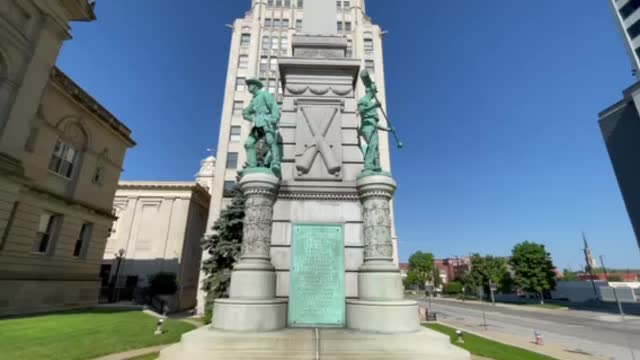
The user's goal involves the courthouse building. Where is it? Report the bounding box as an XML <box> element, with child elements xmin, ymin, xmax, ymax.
<box><xmin>200</xmin><ymin>0</ymin><xmax>399</xmax><ymax>312</ymax></box>
<box><xmin>600</xmin><ymin>0</ymin><xmax>640</xmax><ymax>250</ymax></box>
<box><xmin>102</xmin><ymin>158</ymin><xmax>213</xmax><ymax>311</ymax></box>
<box><xmin>0</xmin><ymin>1</ymin><xmax>136</xmax><ymax>316</ymax></box>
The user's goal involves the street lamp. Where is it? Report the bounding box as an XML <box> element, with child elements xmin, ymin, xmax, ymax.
<box><xmin>109</xmin><ymin>249</ymin><xmax>125</xmax><ymax>302</ymax></box>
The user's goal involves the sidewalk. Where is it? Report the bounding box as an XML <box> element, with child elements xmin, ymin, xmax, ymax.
<box><xmin>91</xmin><ymin>345</ymin><xmax>165</xmax><ymax>360</ymax></box>
<box><xmin>430</xmin><ymin>296</ymin><xmax>570</xmax><ymax>314</ymax></box>
<box><xmin>436</xmin><ymin>319</ymin><xmax>606</xmax><ymax>360</ymax></box>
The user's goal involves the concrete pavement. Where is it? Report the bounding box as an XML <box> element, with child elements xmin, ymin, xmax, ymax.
<box><xmin>422</xmin><ymin>297</ymin><xmax>640</xmax><ymax>360</ymax></box>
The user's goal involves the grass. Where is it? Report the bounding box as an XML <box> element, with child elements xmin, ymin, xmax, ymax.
<box><xmin>521</xmin><ymin>303</ymin><xmax>566</xmax><ymax>310</ymax></box>
<box><xmin>0</xmin><ymin>309</ymin><xmax>195</xmax><ymax>360</ymax></box>
<box><xmin>425</xmin><ymin>323</ymin><xmax>557</xmax><ymax>360</ymax></box>
<box><xmin>127</xmin><ymin>353</ymin><xmax>159</xmax><ymax>360</ymax></box>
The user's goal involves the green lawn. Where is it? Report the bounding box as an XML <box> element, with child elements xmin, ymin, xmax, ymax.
<box><xmin>425</xmin><ymin>323</ymin><xmax>557</xmax><ymax>360</ymax></box>
<box><xmin>0</xmin><ymin>309</ymin><xmax>195</xmax><ymax>360</ymax></box>
<box><xmin>127</xmin><ymin>353</ymin><xmax>159</xmax><ymax>360</ymax></box>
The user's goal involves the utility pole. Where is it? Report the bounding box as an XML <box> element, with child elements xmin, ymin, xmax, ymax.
<box><xmin>582</xmin><ymin>233</ymin><xmax>599</xmax><ymax>299</ymax></box>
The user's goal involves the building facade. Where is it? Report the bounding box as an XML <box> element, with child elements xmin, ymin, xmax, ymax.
<box><xmin>609</xmin><ymin>0</ymin><xmax>640</xmax><ymax>78</ymax></box>
<box><xmin>201</xmin><ymin>0</ymin><xmax>398</xmax><ymax>312</ymax></box>
<box><xmin>0</xmin><ymin>0</ymin><xmax>136</xmax><ymax>316</ymax></box>
<box><xmin>103</xmin><ymin>181</ymin><xmax>210</xmax><ymax>311</ymax></box>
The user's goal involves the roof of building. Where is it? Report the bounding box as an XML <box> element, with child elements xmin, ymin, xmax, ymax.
<box><xmin>50</xmin><ymin>66</ymin><xmax>136</xmax><ymax>146</ymax></box>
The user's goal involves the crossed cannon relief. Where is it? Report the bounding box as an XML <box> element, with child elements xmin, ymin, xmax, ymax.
<box><xmin>295</xmin><ymin>106</ymin><xmax>341</xmax><ymax>176</ymax></box>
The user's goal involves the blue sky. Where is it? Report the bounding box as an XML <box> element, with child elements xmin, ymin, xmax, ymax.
<box><xmin>57</xmin><ymin>1</ymin><xmax>639</xmax><ymax>269</ymax></box>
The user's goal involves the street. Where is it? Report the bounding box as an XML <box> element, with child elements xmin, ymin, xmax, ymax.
<box><xmin>421</xmin><ymin>298</ymin><xmax>640</xmax><ymax>360</ymax></box>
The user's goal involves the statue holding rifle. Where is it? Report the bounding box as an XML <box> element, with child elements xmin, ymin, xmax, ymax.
<box><xmin>242</xmin><ymin>78</ymin><xmax>282</xmax><ymax>175</ymax></box>
<box><xmin>358</xmin><ymin>70</ymin><xmax>403</xmax><ymax>177</ymax></box>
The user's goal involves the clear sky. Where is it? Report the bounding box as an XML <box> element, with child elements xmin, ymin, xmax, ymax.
<box><xmin>57</xmin><ymin>1</ymin><xmax>640</xmax><ymax>269</ymax></box>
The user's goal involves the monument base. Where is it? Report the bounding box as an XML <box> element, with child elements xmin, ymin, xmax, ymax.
<box><xmin>212</xmin><ymin>298</ymin><xmax>288</xmax><ymax>332</ymax></box>
<box><xmin>346</xmin><ymin>299</ymin><xmax>420</xmax><ymax>333</ymax></box>
<box><xmin>159</xmin><ymin>327</ymin><xmax>471</xmax><ymax>360</ymax></box>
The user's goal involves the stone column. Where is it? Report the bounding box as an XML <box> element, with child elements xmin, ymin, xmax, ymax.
<box><xmin>212</xmin><ymin>171</ymin><xmax>287</xmax><ymax>332</ymax></box>
<box><xmin>346</xmin><ymin>175</ymin><xmax>420</xmax><ymax>333</ymax></box>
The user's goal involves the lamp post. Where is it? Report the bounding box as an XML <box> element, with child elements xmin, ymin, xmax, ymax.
<box><xmin>110</xmin><ymin>249</ymin><xmax>125</xmax><ymax>303</ymax></box>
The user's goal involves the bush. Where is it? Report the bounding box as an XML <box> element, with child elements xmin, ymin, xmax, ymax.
<box><xmin>444</xmin><ymin>281</ymin><xmax>463</xmax><ymax>295</ymax></box>
<box><xmin>148</xmin><ymin>272</ymin><xmax>178</xmax><ymax>295</ymax></box>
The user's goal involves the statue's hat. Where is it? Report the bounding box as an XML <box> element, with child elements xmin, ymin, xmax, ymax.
<box><xmin>246</xmin><ymin>77</ymin><xmax>264</xmax><ymax>89</ymax></box>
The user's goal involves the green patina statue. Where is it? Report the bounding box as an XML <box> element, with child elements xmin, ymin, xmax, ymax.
<box><xmin>242</xmin><ymin>78</ymin><xmax>282</xmax><ymax>175</ymax></box>
<box><xmin>358</xmin><ymin>73</ymin><xmax>392</xmax><ymax>177</ymax></box>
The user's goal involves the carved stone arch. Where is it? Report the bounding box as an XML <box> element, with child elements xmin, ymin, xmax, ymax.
<box><xmin>55</xmin><ymin>116</ymin><xmax>91</xmax><ymax>151</ymax></box>
<box><xmin>242</xmin><ymin>26</ymin><xmax>251</xmax><ymax>33</ymax></box>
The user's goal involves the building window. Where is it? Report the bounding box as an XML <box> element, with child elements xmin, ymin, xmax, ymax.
<box><xmin>620</xmin><ymin>0</ymin><xmax>640</xmax><ymax>19</ymax></box>
<box><xmin>48</xmin><ymin>140</ymin><xmax>78</xmax><ymax>178</ymax></box>
<box><xmin>365</xmin><ymin>60</ymin><xmax>375</xmax><ymax>74</ymax></box>
<box><xmin>283</xmin><ymin>19</ymin><xmax>289</xmax><ymax>29</ymax></box>
<box><xmin>223</xmin><ymin>180</ymin><xmax>236</xmax><ymax>197</ymax></box>
<box><xmin>272</xmin><ymin>37</ymin><xmax>280</xmax><ymax>50</ymax></box>
<box><xmin>346</xmin><ymin>39</ymin><xmax>353</xmax><ymax>58</ymax></box>
<box><xmin>276</xmin><ymin>0</ymin><xmax>283</xmax><ymax>6</ymax></box>
<box><xmin>238</xmin><ymin>55</ymin><xmax>249</xmax><ymax>69</ymax></box>
<box><xmin>240</xmin><ymin>33</ymin><xmax>251</xmax><ymax>48</ymax></box>
<box><xmin>260</xmin><ymin>56</ymin><xmax>269</xmax><ymax>72</ymax></box>
<box><xmin>628</xmin><ymin>19</ymin><xmax>640</xmax><ymax>39</ymax></box>
<box><xmin>284</xmin><ymin>0</ymin><xmax>291</xmax><ymax>7</ymax></box>
<box><xmin>337</xmin><ymin>22</ymin><xmax>343</xmax><ymax>32</ymax></box>
<box><xmin>270</xmin><ymin>58</ymin><xmax>278</xmax><ymax>72</ymax></box>
<box><xmin>297</xmin><ymin>0</ymin><xmax>303</xmax><ymax>8</ymax></box>
<box><xmin>73</xmin><ymin>223</ymin><xmax>93</xmax><ymax>258</ymax></box>
<box><xmin>233</xmin><ymin>100</ymin><xmax>244</xmax><ymax>114</ymax></box>
<box><xmin>265</xmin><ymin>18</ymin><xmax>272</xmax><ymax>27</ymax></box>
<box><xmin>296</xmin><ymin>19</ymin><xmax>303</xmax><ymax>31</ymax></box>
<box><xmin>0</xmin><ymin>202</ymin><xmax>19</xmax><ymax>251</ymax></box>
<box><xmin>262</xmin><ymin>36</ymin><xmax>270</xmax><ymax>50</ymax></box>
<box><xmin>344</xmin><ymin>22</ymin><xmax>352</xmax><ymax>32</ymax></box>
<box><xmin>230</xmin><ymin>126</ymin><xmax>242</xmax><ymax>142</ymax></box>
<box><xmin>274</xmin><ymin>19</ymin><xmax>281</xmax><ymax>28</ymax></box>
<box><xmin>364</xmin><ymin>38</ymin><xmax>374</xmax><ymax>55</ymax></box>
<box><xmin>93</xmin><ymin>166</ymin><xmax>104</xmax><ymax>185</ymax></box>
<box><xmin>268</xmin><ymin>0</ymin><xmax>274</xmax><ymax>6</ymax></box>
<box><xmin>337</xmin><ymin>0</ymin><xmax>341</xmax><ymax>9</ymax></box>
<box><xmin>343</xmin><ymin>1</ymin><xmax>351</xmax><ymax>8</ymax></box>
<box><xmin>226</xmin><ymin>152</ymin><xmax>239</xmax><ymax>169</ymax></box>
<box><xmin>35</xmin><ymin>212</ymin><xmax>60</xmax><ymax>254</ymax></box>
<box><xmin>236</xmin><ymin>77</ymin><xmax>246</xmax><ymax>92</ymax></box>
<box><xmin>281</xmin><ymin>36</ymin><xmax>289</xmax><ymax>52</ymax></box>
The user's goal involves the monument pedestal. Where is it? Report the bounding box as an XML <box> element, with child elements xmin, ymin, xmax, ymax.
<box><xmin>346</xmin><ymin>175</ymin><xmax>421</xmax><ymax>334</ymax></box>
<box><xmin>211</xmin><ymin>171</ymin><xmax>288</xmax><ymax>332</ymax></box>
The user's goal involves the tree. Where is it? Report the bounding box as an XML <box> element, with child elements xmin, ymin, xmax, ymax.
<box><xmin>562</xmin><ymin>269</ymin><xmax>578</xmax><ymax>281</ymax></box>
<box><xmin>201</xmin><ymin>185</ymin><xmax>245</xmax><ymax>323</ymax></box>
<box><xmin>407</xmin><ymin>251</ymin><xmax>434</xmax><ymax>290</ymax></box>
<box><xmin>404</xmin><ymin>270</ymin><xmax>421</xmax><ymax>290</ymax></box>
<box><xmin>432</xmin><ymin>266</ymin><xmax>443</xmax><ymax>289</ymax></box>
<box><xmin>463</xmin><ymin>254</ymin><xmax>512</xmax><ymax>298</ymax></box>
<box><xmin>510</xmin><ymin>241</ymin><xmax>557</xmax><ymax>304</ymax></box>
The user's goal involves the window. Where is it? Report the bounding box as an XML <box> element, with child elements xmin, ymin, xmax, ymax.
<box><xmin>343</xmin><ymin>1</ymin><xmax>350</xmax><ymax>8</ymax></box>
<box><xmin>233</xmin><ymin>100</ymin><xmax>244</xmax><ymax>114</ymax></box>
<box><xmin>628</xmin><ymin>19</ymin><xmax>640</xmax><ymax>39</ymax></box>
<box><xmin>268</xmin><ymin>0</ymin><xmax>274</xmax><ymax>6</ymax></box>
<box><xmin>296</xmin><ymin>19</ymin><xmax>303</xmax><ymax>31</ymax></box>
<box><xmin>346</xmin><ymin>39</ymin><xmax>353</xmax><ymax>58</ymax></box>
<box><xmin>620</xmin><ymin>0</ymin><xmax>640</xmax><ymax>19</ymax></box>
<box><xmin>236</xmin><ymin>77</ymin><xmax>246</xmax><ymax>92</ymax></box>
<box><xmin>230</xmin><ymin>126</ymin><xmax>241</xmax><ymax>142</ymax></box>
<box><xmin>240</xmin><ymin>33</ymin><xmax>251</xmax><ymax>48</ymax></box>
<box><xmin>297</xmin><ymin>0</ymin><xmax>303</xmax><ymax>7</ymax></box>
<box><xmin>337</xmin><ymin>22</ymin><xmax>343</xmax><ymax>32</ymax></box>
<box><xmin>270</xmin><ymin>58</ymin><xmax>278</xmax><ymax>71</ymax></box>
<box><xmin>281</xmin><ymin>36</ymin><xmax>289</xmax><ymax>51</ymax></box>
<box><xmin>73</xmin><ymin>223</ymin><xmax>93</xmax><ymax>258</ymax></box>
<box><xmin>35</xmin><ymin>212</ymin><xmax>60</xmax><ymax>254</ymax></box>
<box><xmin>0</xmin><ymin>202</ymin><xmax>18</xmax><ymax>250</ymax></box>
<box><xmin>238</xmin><ymin>55</ymin><xmax>249</xmax><ymax>69</ymax></box>
<box><xmin>223</xmin><ymin>181</ymin><xmax>236</xmax><ymax>197</ymax></box>
<box><xmin>265</xmin><ymin>18</ymin><xmax>272</xmax><ymax>27</ymax></box>
<box><xmin>276</xmin><ymin>0</ymin><xmax>282</xmax><ymax>6</ymax></box>
<box><xmin>262</xmin><ymin>36</ymin><xmax>270</xmax><ymax>50</ymax></box>
<box><xmin>48</xmin><ymin>140</ymin><xmax>78</xmax><ymax>178</ymax></box>
<box><xmin>364</xmin><ymin>39</ymin><xmax>374</xmax><ymax>55</ymax></box>
<box><xmin>260</xmin><ymin>56</ymin><xmax>269</xmax><ymax>72</ymax></box>
<box><xmin>283</xmin><ymin>19</ymin><xmax>289</xmax><ymax>29</ymax></box>
<box><xmin>365</xmin><ymin>60</ymin><xmax>375</xmax><ymax>74</ymax></box>
<box><xmin>344</xmin><ymin>22</ymin><xmax>352</xmax><ymax>32</ymax></box>
<box><xmin>273</xmin><ymin>19</ymin><xmax>281</xmax><ymax>28</ymax></box>
<box><xmin>284</xmin><ymin>0</ymin><xmax>291</xmax><ymax>7</ymax></box>
<box><xmin>272</xmin><ymin>37</ymin><xmax>280</xmax><ymax>50</ymax></box>
<box><xmin>226</xmin><ymin>152</ymin><xmax>239</xmax><ymax>169</ymax></box>
<box><xmin>337</xmin><ymin>0</ymin><xmax>341</xmax><ymax>9</ymax></box>
<box><xmin>93</xmin><ymin>166</ymin><xmax>104</xmax><ymax>185</ymax></box>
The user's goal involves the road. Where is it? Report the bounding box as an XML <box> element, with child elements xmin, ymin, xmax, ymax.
<box><xmin>421</xmin><ymin>298</ymin><xmax>640</xmax><ymax>360</ymax></box>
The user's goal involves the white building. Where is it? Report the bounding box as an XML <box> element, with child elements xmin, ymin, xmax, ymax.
<box><xmin>609</xmin><ymin>0</ymin><xmax>640</xmax><ymax>77</ymax></box>
<box><xmin>201</xmin><ymin>0</ymin><xmax>398</xmax><ymax>313</ymax></box>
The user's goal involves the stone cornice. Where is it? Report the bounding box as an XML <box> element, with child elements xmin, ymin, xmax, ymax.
<box><xmin>118</xmin><ymin>181</ymin><xmax>211</xmax><ymax>199</ymax></box>
<box><xmin>278</xmin><ymin>192</ymin><xmax>359</xmax><ymax>201</ymax></box>
<box><xmin>50</xmin><ymin>67</ymin><xmax>136</xmax><ymax>147</ymax></box>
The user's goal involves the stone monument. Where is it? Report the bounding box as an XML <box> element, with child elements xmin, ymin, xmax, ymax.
<box><xmin>159</xmin><ymin>0</ymin><xmax>470</xmax><ymax>358</ymax></box>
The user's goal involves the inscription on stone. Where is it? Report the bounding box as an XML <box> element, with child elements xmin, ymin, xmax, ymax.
<box><xmin>289</xmin><ymin>224</ymin><xmax>345</xmax><ymax>327</ymax></box>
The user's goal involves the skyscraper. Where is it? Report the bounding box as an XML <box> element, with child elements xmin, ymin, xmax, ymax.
<box><xmin>608</xmin><ymin>0</ymin><xmax>640</xmax><ymax>78</ymax></box>
<box><xmin>200</xmin><ymin>0</ymin><xmax>399</xmax><ymax>312</ymax></box>
<box><xmin>599</xmin><ymin>1</ymin><xmax>640</xmax><ymax>251</ymax></box>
